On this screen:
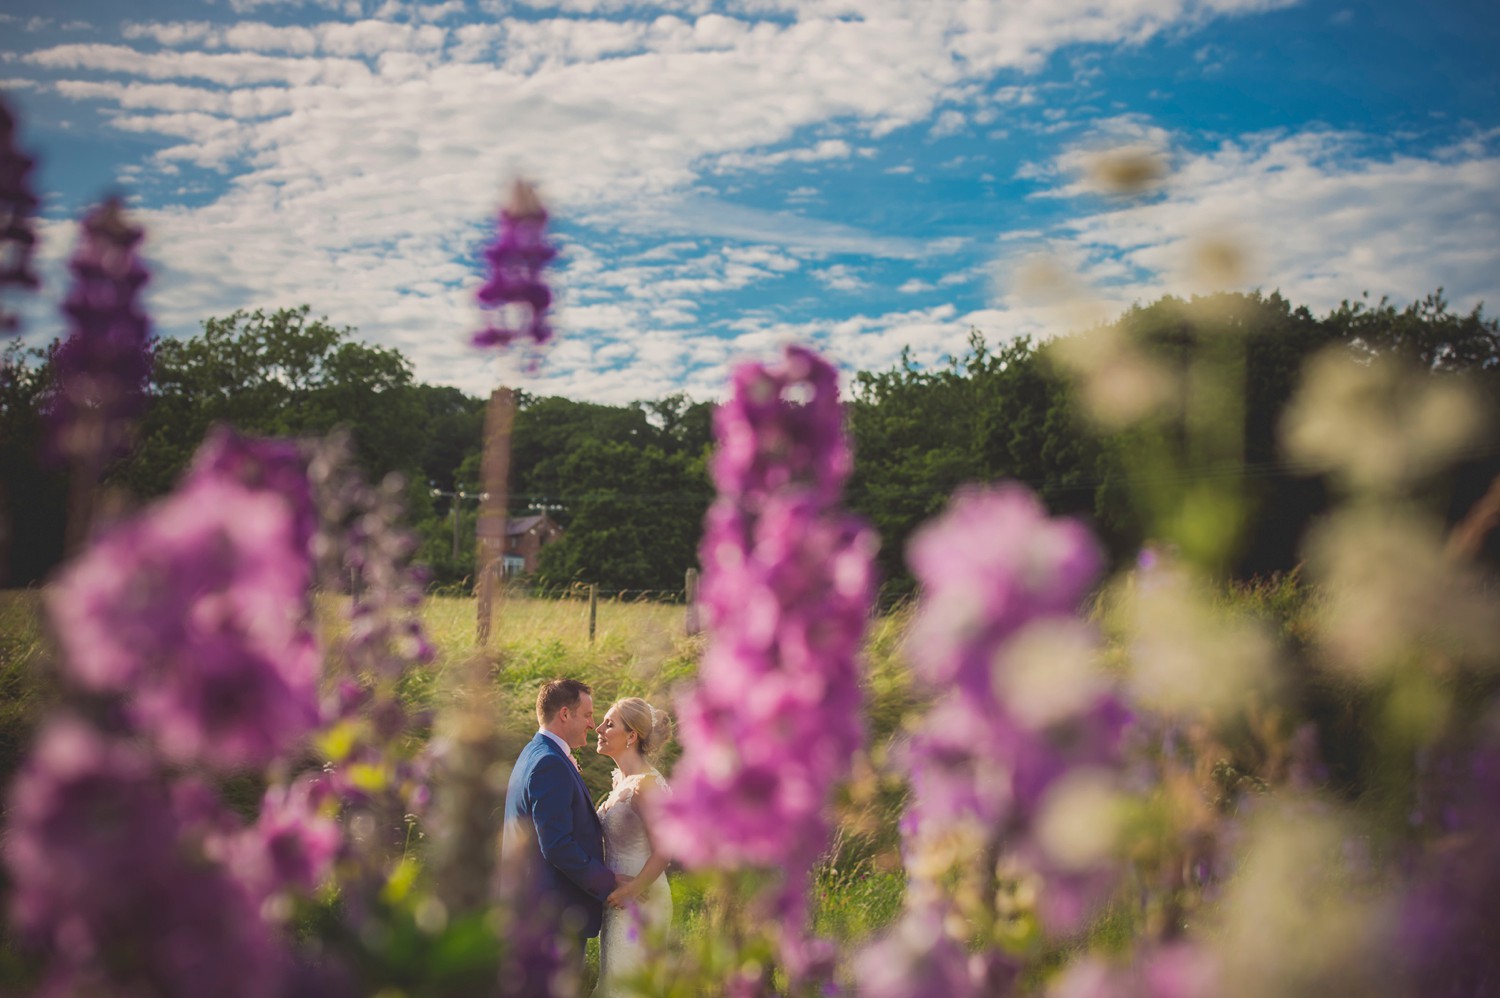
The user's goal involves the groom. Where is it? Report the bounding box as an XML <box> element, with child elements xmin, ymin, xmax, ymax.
<box><xmin>502</xmin><ymin>678</ymin><xmax>625</xmax><ymax>945</ymax></box>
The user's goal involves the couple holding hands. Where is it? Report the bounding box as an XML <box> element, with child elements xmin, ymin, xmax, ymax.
<box><xmin>502</xmin><ymin>678</ymin><xmax>673</xmax><ymax>996</ymax></box>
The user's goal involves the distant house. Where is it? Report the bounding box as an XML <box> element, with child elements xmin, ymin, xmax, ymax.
<box><xmin>503</xmin><ymin>513</ymin><xmax>564</xmax><ymax>576</ymax></box>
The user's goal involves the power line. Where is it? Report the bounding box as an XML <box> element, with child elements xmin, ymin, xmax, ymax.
<box><xmin>496</xmin><ymin>440</ymin><xmax>1500</xmax><ymax>507</ymax></box>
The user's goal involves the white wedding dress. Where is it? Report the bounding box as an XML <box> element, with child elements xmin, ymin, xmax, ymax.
<box><xmin>593</xmin><ymin>768</ymin><xmax>672</xmax><ymax>997</ymax></box>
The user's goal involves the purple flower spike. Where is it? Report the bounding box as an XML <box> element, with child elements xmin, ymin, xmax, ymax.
<box><xmin>906</xmin><ymin>485</ymin><xmax>1101</xmax><ymax>698</ymax></box>
<box><xmin>472</xmin><ymin>179</ymin><xmax>556</xmax><ymax>352</ymax></box>
<box><xmin>188</xmin><ymin>427</ymin><xmax>319</xmax><ymax>559</ymax></box>
<box><xmin>226</xmin><ymin>776</ymin><xmax>341</xmax><ymax>902</ymax></box>
<box><xmin>898</xmin><ymin>484</ymin><xmax>1130</xmax><ymax>937</ymax></box>
<box><xmin>0</xmin><ymin>95</ymin><xmax>40</xmax><ymax>334</ymax></box>
<box><xmin>2</xmin><ymin>717</ymin><xmax>279</xmax><ymax>996</ymax></box>
<box><xmin>45</xmin><ymin>436</ymin><xmax>321</xmax><ymax>770</ymax></box>
<box><xmin>710</xmin><ymin>344</ymin><xmax>852</xmax><ymax>510</ymax></box>
<box><xmin>48</xmin><ymin>197</ymin><xmax>153</xmax><ymax>467</ymax></box>
<box><xmin>1399</xmin><ymin>742</ymin><xmax>1500</xmax><ymax>995</ymax></box>
<box><xmin>657</xmin><ymin>345</ymin><xmax>877</xmax><ymax>982</ymax></box>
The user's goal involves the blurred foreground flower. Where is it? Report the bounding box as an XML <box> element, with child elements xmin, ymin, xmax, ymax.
<box><xmin>862</xmin><ymin>485</ymin><xmax>1129</xmax><ymax>994</ymax></box>
<box><xmin>1117</xmin><ymin>553</ymin><xmax>1279</xmax><ymax>718</ymax></box>
<box><xmin>472</xmin><ymin>179</ymin><xmax>556</xmax><ymax>352</ymax></box>
<box><xmin>1047</xmin><ymin>317</ymin><xmax>1174</xmax><ymax>428</ymax></box>
<box><xmin>11</xmin><ymin>426</ymin><xmax>444</xmax><ymax>993</ymax></box>
<box><xmin>1049</xmin><ymin>941</ymin><xmax>1220</xmax><ymax>998</ymax></box>
<box><xmin>226</xmin><ymin>775</ymin><xmax>342</xmax><ymax>907</ymax></box>
<box><xmin>0</xmin><ymin>94</ymin><xmax>40</xmax><ymax>333</ymax></box>
<box><xmin>1400</xmin><ymin>733</ymin><xmax>1500</xmax><ymax>995</ymax></box>
<box><xmin>46</xmin><ymin>431</ymin><xmax>321</xmax><ymax>770</ymax></box>
<box><xmin>658</xmin><ymin>344</ymin><xmax>877</xmax><ymax>982</ymax></box>
<box><xmin>1213</xmin><ymin>804</ymin><xmax>1394</xmax><ymax>997</ymax></box>
<box><xmin>852</xmin><ymin>902</ymin><xmax>1007</xmax><ymax>997</ymax></box>
<box><xmin>1079</xmin><ymin>144</ymin><xmax>1169</xmax><ymax>197</ymax></box>
<box><xmin>304</xmin><ymin>432</ymin><xmax>436</xmax><ymax>913</ymax></box>
<box><xmin>4</xmin><ymin>718</ymin><xmax>282</xmax><ymax>996</ymax></box>
<box><xmin>1305</xmin><ymin>506</ymin><xmax>1498</xmax><ymax>679</ymax></box>
<box><xmin>1282</xmin><ymin>347</ymin><xmax>1487</xmax><ymax>494</ymax></box>
<box><xmin>48</xmin><ymin>198</ymin><xmax>153</xmax><ymax>471</ymax></box>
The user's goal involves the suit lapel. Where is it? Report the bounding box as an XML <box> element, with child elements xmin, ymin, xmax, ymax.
<box><xmin>540</xmin><ymin>732</ymin><xmax>591</xmax><ymax>799</ymax></box>
<box><xmin>536</xmin><ymin>732</ymin><xmax>603</xmax><ymax>833</ymax></box>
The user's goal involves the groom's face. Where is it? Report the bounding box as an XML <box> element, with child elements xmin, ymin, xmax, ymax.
<box><xmin>558</xmin><ymin>693</ymin><xmax>596</xmax><ymax>749</ymax></box>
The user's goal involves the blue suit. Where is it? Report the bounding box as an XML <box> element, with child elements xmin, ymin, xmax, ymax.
<box><xmin>502</xmin><ymin>731</ymin><xmax>616</xmax><ymax>939</ymax></box>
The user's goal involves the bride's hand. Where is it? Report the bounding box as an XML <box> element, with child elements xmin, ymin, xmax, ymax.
<box><xmin>606</xmin><ymin>881</ymin><xmax>640</xmax><ymax>909</ymax></box>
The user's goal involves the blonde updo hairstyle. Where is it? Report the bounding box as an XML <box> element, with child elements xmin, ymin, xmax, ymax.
<box><xmin>612</xmin><ymin>697</ymin><xmax>673</xmax><ymax>759</ymax></box>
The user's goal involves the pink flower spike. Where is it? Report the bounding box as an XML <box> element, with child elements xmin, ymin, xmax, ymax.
<box><xmin>472</xmin><ymin>179</ymin><xmax>556</xmax><ymax>354</ymax></box>
<box><xmin>0</xmin><ymin>95</ymin><xmax>40</xmax><ymax>334</ymax></box>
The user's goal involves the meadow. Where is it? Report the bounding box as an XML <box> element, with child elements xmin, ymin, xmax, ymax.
<box><xmin>0</xmin><ymin>567</ymin><xmax>1338</xmax><ymax>994</ymax></box>
<box><xmin>0</xmin><ymin>584</ymin><xmax>917</xmax><ymax>990</ymax></box>
<box><xmin>5</xmin><ymin>103</ymin><xmax>1497</xmax><ymax>995</ymax></box>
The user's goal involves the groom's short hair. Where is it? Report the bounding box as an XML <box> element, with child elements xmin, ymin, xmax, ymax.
<box><xmin>537</xmin><ymin>678</ymin><xmax>593</xmax><ymax>725</ymax></box>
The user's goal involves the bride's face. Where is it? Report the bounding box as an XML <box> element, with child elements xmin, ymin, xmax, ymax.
<box><xmin>595</xmin><ymin>709</ymin><xmax>631</xmax><ymax>759</ymax></box>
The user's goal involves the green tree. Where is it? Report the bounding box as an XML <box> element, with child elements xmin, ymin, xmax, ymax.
<box><xmin>534</xmin><ymin>439</ymin><xmax>710</xmax><ymax>595</ymax></box>
<box><xmin>404</xmin><ymin>384</ymin><xmax>486</xmax><ymax>491</ymax></box>
<box><xmin>507</xmin><ymin>396</ymin><xmax>656</xmax><ymax>521</ymax></box>
<box><xmin>0</xmin><ymin>341</ymin><xmax>67</xmax><ymax>585</ymax></box>
<box><xmin>642</xmin><ymin>392</ymin><xmax>715</xmax><ymax>457</ymax></box>
<box><xmin>125</xmin><ymin>306</ymin><xmax>423</xmax><ymax>496</ymax></box>
<box><xmin>1325</xmin><ymin>290</ymin><xmax>1500</xmax><ymax>371</ymax></box>
<box><xmin>847</xmin><ymin>333</ymin><xmax>1105</xmax><ymax>593</ymax></box>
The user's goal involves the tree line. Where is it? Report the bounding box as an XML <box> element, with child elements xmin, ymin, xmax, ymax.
<box><xmin>3</xmin><ymin>292</ymin><xmax>1497</xmax><ymax>596</ymax></box>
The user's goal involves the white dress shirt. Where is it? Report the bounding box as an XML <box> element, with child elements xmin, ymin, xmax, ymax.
<box><xmin>540</xmin><ymin>727</ymin><xmax>580</xmax><ymax>769</ymax></box>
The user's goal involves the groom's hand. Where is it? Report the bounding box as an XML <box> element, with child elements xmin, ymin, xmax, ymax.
<box><xmin>613</xmin><ymin>873</ymin><xmax>634</xmax><ymax>888</ymax></box>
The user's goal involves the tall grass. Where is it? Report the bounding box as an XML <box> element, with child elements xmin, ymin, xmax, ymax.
<box><xmin>0</xmin><ymin>585</ymin><xmax>918</xmax><ymax>963</ymax></box>
<box><xmin>22</xmin><ymin>578</ymin><xmax>1299</xmax><ymax>966</ymax></box>
<box><xmin>0</xmin><ymin>591</ymin><xmax>53</xmax><ymax>795</ymax></box>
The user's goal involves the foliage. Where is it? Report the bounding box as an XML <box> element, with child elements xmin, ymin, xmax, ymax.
<box><xmin>845</xmin><ymin>290</ymin><xmax>1500</xmax><ymax>593</ymax></box>
<box><xmin>0</xmin><ymin>341</ymin><xmax>65</xmax><ymax>585</ymax></box>
<box><xmin>7</xmin><ymin>290</ymin><xmax>1498</xmax><ymax>593</ymax></box>
<box><xmin>126</xmin><ymin>305</ymin><xmax>422</xmax><ymax>496</ymax></box>
<box><xmin>532</xmin><ymin>439</ymin><xmax>710</xmax><ymax>596</ymax></box>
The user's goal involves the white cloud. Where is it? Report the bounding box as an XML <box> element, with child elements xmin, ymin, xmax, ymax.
<box><xmin>714</xmin><ymin>138</ymin><xmax>856</xmax><ymax>173</ymax></box>
<box><xmin>813</xmin><ymin>264</ymin><xmax>868</xmax><ymax>292</ymax></box>
<box><xmin>603</xmin><ymin>197</ymin><xmax>928</xmax><ymax>257</ymax></box>
<box><xmin>121</xmin><ymin>22</ymin><xmax>217</xmax><ymax>47</ymax></box>
<box><xmin>928</xmin><ymin>109</ymin><xmax>966</xmax><ymax>139</ymax></box>
<box><xmin>26</xmin><ymin>44</ymin><xmax>377</xmax><ymax>87</ymax></box>
<box><xmin>226</xmin><ymin>0</ymin><xmax>357</xmax><ymax>14</ymax></box>
<box><xmin>371</xmin><ymin>0</ymin><xmax>468</xmax><ymax>20</ymax></box>
<box><xmin>14</xmin><ymin>0</ymin><xmax>1416</xmax><ymax>406</ymax></box>
<box><xmin>1023</xmin><ymin>129</ymin><xmax>1500</xmax><ymax>317</ymax></box>
<box><xmin>221</xmin><ymin>22</ymin><xmax>322</xmax><ymax>54</ymax></box>
<box><xmin>512</xmin><ymin>0</ymin><xmax>717</xmax><ymax>14</ymax></box>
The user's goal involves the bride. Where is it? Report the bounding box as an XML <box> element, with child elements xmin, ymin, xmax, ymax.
<box><xmin>592</xmin><ymin>696</ymin><xmax>673</xmax><ymax>996</ymax></box>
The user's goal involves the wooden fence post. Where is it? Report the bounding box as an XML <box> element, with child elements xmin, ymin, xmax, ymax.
<box><xmin>684</xmin><ymin>567</ymin><xmax>700</xmax><ymax>636</ymax></box>
<box><xmin>588</xmin><ymin>583</ymin><xmax>598</xmax><ymax>644</ymax></box>
<box><xmin>475</xmin><ymin>387</ymin><xmax>515</xmax><ymax>648</ymax></box>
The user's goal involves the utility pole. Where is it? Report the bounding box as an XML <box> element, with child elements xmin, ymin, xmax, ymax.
<box><xmin>429</xmin><ymin>485</ymin><xmax>488</xmax><ymax>561</ymax></box>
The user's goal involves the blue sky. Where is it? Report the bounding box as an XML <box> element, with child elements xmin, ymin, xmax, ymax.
<box><xmin>3</xmin><ymin>0</ymin><xmax>1498</xmax><ymax>403</ymax></box>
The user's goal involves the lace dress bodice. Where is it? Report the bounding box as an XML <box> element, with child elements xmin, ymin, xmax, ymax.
<box><xmin>597</xmin><ymin>769</ymin><xmax>666</xmax><ymax>876</ymax></box>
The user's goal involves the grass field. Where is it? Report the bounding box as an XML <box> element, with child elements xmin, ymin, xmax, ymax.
<box><xmin>0</xmin><ymin>586</ymin><xmax>912</xmax><ymax>966</ymax></box>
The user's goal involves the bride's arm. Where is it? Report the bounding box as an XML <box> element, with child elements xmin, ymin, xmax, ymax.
<box><xmin>605</xmin><ymin>778</ymin><xmax>671</xmax><ymax>907</ymax></box>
